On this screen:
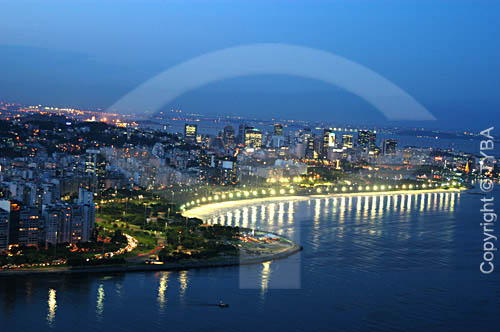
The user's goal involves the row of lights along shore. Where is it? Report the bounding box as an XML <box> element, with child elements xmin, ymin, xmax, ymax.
<box><xmin>180</xmin><ymin>182</ymin><xmax>460</xmax><ymax>211</ymax></box>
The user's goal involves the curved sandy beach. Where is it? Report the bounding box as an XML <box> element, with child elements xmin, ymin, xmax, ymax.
<box><xmin>183</xmin><ymin>188</ymin><xmax>464</xmax><ymax>219</ymax></box>
<box><xmin>0</xmin><ymin>188</ymin><xmax>463</xmax><ymax>276</ymax></box>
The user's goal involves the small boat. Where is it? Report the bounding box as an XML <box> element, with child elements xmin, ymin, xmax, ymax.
<box><xmin>218</xmin><ymin>301</ymin><xmax>229</xmax><ymax>308</ymax></box>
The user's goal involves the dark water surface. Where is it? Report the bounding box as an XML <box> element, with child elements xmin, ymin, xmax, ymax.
<box><xmin>2</xmin><ymin>189</ymin><xmax>499</xmax><ymax>332</ymax></box>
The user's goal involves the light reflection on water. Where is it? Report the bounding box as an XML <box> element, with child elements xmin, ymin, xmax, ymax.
<box><xmin>178</xmin><ymin>270</ymin><xmax>189</xmax><ymax>301</ymax></box>
<box><xmin>5</xmin><ymin>191</ymin><xmax>495</xmax><ymax>332</ymax></box>
<box><xmin>198</xmin><ymin>192</ymin><xmax>462</xmax><ymax>277</ymax></box>
<box><xmin>198</xmin><ymin>192</ymin><xmax>459</xmax><ymax>234</ymax></box>
<box><xmin>157</xmin><ymin>272</ymin><xmax>169</xmax><ymax>310</ymax></box>
<box><xmin>46</xmin><ymin>289</ymin><xmax>56</xmax><ymax>326</ymax></box>
<box><xmin>260</xmin><ymin>261</ymin><xmax>272</xmax><ymax>300</ymax></box>
<box><xmin>96</xmin><ymin>284</ymin><xmax>105</xmax><ymax>320</ymax></box>
<box><xmin>287</xmin><ymin>201</ymin><xmax>294</xmax><ymax>224</ymax></box>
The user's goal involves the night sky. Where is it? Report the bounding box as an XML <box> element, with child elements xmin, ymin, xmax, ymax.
<box><xmin>0</xmin><ymin>0</ymin><xmax>498</xmax><ymax>129</ymax></box>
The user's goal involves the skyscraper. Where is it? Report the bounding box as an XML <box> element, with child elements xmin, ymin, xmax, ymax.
<box><xmin>184</xmin><ymin>123</ymin><xmax>198</xmax><ymax>142</ymax></box>
<box><xmin>357</xmin><ymin>130</ymin><xmax>377</xmax><ymax>152</ymax></box>
<box><xmin>223</xmin><ymin>125</ymin><xmax>235</xmax><ymax>147</ymax></box>
<box><xmin>342</xmin><ymin>134</ymin><xmax>354</xmax><ymax>149</ymax></box>
<box><xmin>0</xmin><ymin>207</ymin><xmax>9</xmax><ymax>251</ymax></box>
<box><xmin>305</xmin><ymin>135</ymin><xmax>316</xmax><ymax>159</ymax></box>
<box><xmin>42</xmin><ymin>204</ymin><xmax>72</xmax><ymax>244</ymax></box>
<box><xmin>382</xmin><ymin>139</ymin><xmax>398</xmax><ymax>155</ymax></box>
<box><xmin>238</xmin><ymin>123</ymin><xmax>247</xmax><ymax>144</ymax></box>
<box><xmin>218</xmin><ymin>156</ymin><xmax>238</xmax><ymax>185</ymax></box>
<box><xmin>322</xmin><ymin>129</ymin><xmax>333</xmax><ymax>158</ymax></box>
<box><xmin>42</xmin><ymin>205</ymin><xmax>66</xmax><ymax>245</ymax></box>
<box><xmin>85</xmin><ymin>149</ymin><xmax>106</xmax><ymax>193</ymax></box>
<box><xmin>299</xmin><ymin>128</ymin><xmax>315</xmax><ymax>159</ymax></box>
<box><xmin>18</xmin><ymin>207</ymin><xmax>41</xmax><ymax>247</ymax></box>
<box><xmin>244</xmin><ymin>127</ymin><xmax>263</xmax><ymax>149</ymax></box>
<box><xmin>274</xmin><ymin>123</ymin><xmax>283</xmax><ymax>136</ymax></box>
<box><xmin>1</xmin><ymin>200</ymin><xmax>21</xmax><ymax>247</ymax></box>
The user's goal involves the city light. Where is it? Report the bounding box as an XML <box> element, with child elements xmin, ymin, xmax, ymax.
<box><xmin>0</xmin><ymin>10</ymin><xmax>487</xmax><ymax>327</ymax></box>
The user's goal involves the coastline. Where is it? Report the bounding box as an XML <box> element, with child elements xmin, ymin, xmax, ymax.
<box><xmin>0</xmin><ymin>187</ymin><xmax>462</xmax><ymax>277</ymax></box>
<box><xmin>0</xmin><ymin>243</ymin><xmax>302</xmax><ymax>277</ymax></box>
<box><xmin>183</xmin><ymin>188</ymin><xmax>465</xmax><ymax>218</ymax></box>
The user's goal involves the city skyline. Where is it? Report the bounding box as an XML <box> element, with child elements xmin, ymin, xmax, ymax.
<box><xmin>1</xmin><ymin>1</ymin><xmax>498</xmax><ymax>331</ymax></box>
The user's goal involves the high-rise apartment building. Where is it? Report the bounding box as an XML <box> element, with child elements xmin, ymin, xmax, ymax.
<box><xmin>357</xmin><ymin>130</ymin><xmax>377</xmax><ymax>152</ymax></box>
<box><xmin>18</xmin><ymin>207</ymin><xmax>41</xmax><ymax>247</ymax></box>
<box><xmin>0</xmin><ymin>207</ymin><xmax>9</xmax><ymax>251</ymax></box>
<box><xmin>223</xmin><ymin>125</ymin><xmax>235</xmax><ymax>147</ymax></box>
<box><xmin>274</xmin><ymin>123</ymin><xmax>283</xmax><ymax>136</ymax></box>
<box><xmin>322</xmin><ymin>129</ymin><xmax>333</xmax><ymax>158</ymax></box>
<box><xmin>383</xmin><ymin>139</ymin><xmax>398</xmax><ymax>155</ymax></box>
<box><xmin>244</xmin><ymin>127</ymin><xmax>263</xmax><ymax>149</ymax></box>
<box><xmin>342</xmin><ymin>134</ymin><xmax>354</xmax><ymax>149</ymax></box>
<box><xmin>184</xmin><ymin>124</ymin><xmax>198</xmax><ymax>142</ymax></box>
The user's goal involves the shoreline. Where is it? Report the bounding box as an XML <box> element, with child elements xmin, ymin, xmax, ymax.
<box><xmin>0</xmin><ymin>243</ymin><xmax>302</xmax><ymax>277</ymax></box>
<box><xmin>0</xmin><ymin>187</ymin><xmax>462</xmax><ymax>277</ymax></box>
<box><xmin>183</xmin><ymin>188</ymin><xmax>464</xmax><ymax>218</ymax></box>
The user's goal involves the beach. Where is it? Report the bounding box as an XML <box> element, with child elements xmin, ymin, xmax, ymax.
<box><xmin>183</xmin><ymin>188</ymin><xmax>464</xmax><ymax>219</ymax></box>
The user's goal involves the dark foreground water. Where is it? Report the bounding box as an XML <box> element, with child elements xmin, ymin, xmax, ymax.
<box><xmin>2</xmin><ymin>189</ymin><xmax>500</xmax><ymax>332</ymax></box>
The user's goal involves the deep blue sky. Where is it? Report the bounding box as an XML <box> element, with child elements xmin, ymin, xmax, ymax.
<box><xmin>0</xmin><ymin>0</ymin><xmax>498</xmax><ymax>129</ymax></box>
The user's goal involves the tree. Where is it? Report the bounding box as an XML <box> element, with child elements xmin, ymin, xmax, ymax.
<box><xmin>111</xmin><ymin>230</ymin><xmax>127</xmax><ymax>244</ymax></box>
